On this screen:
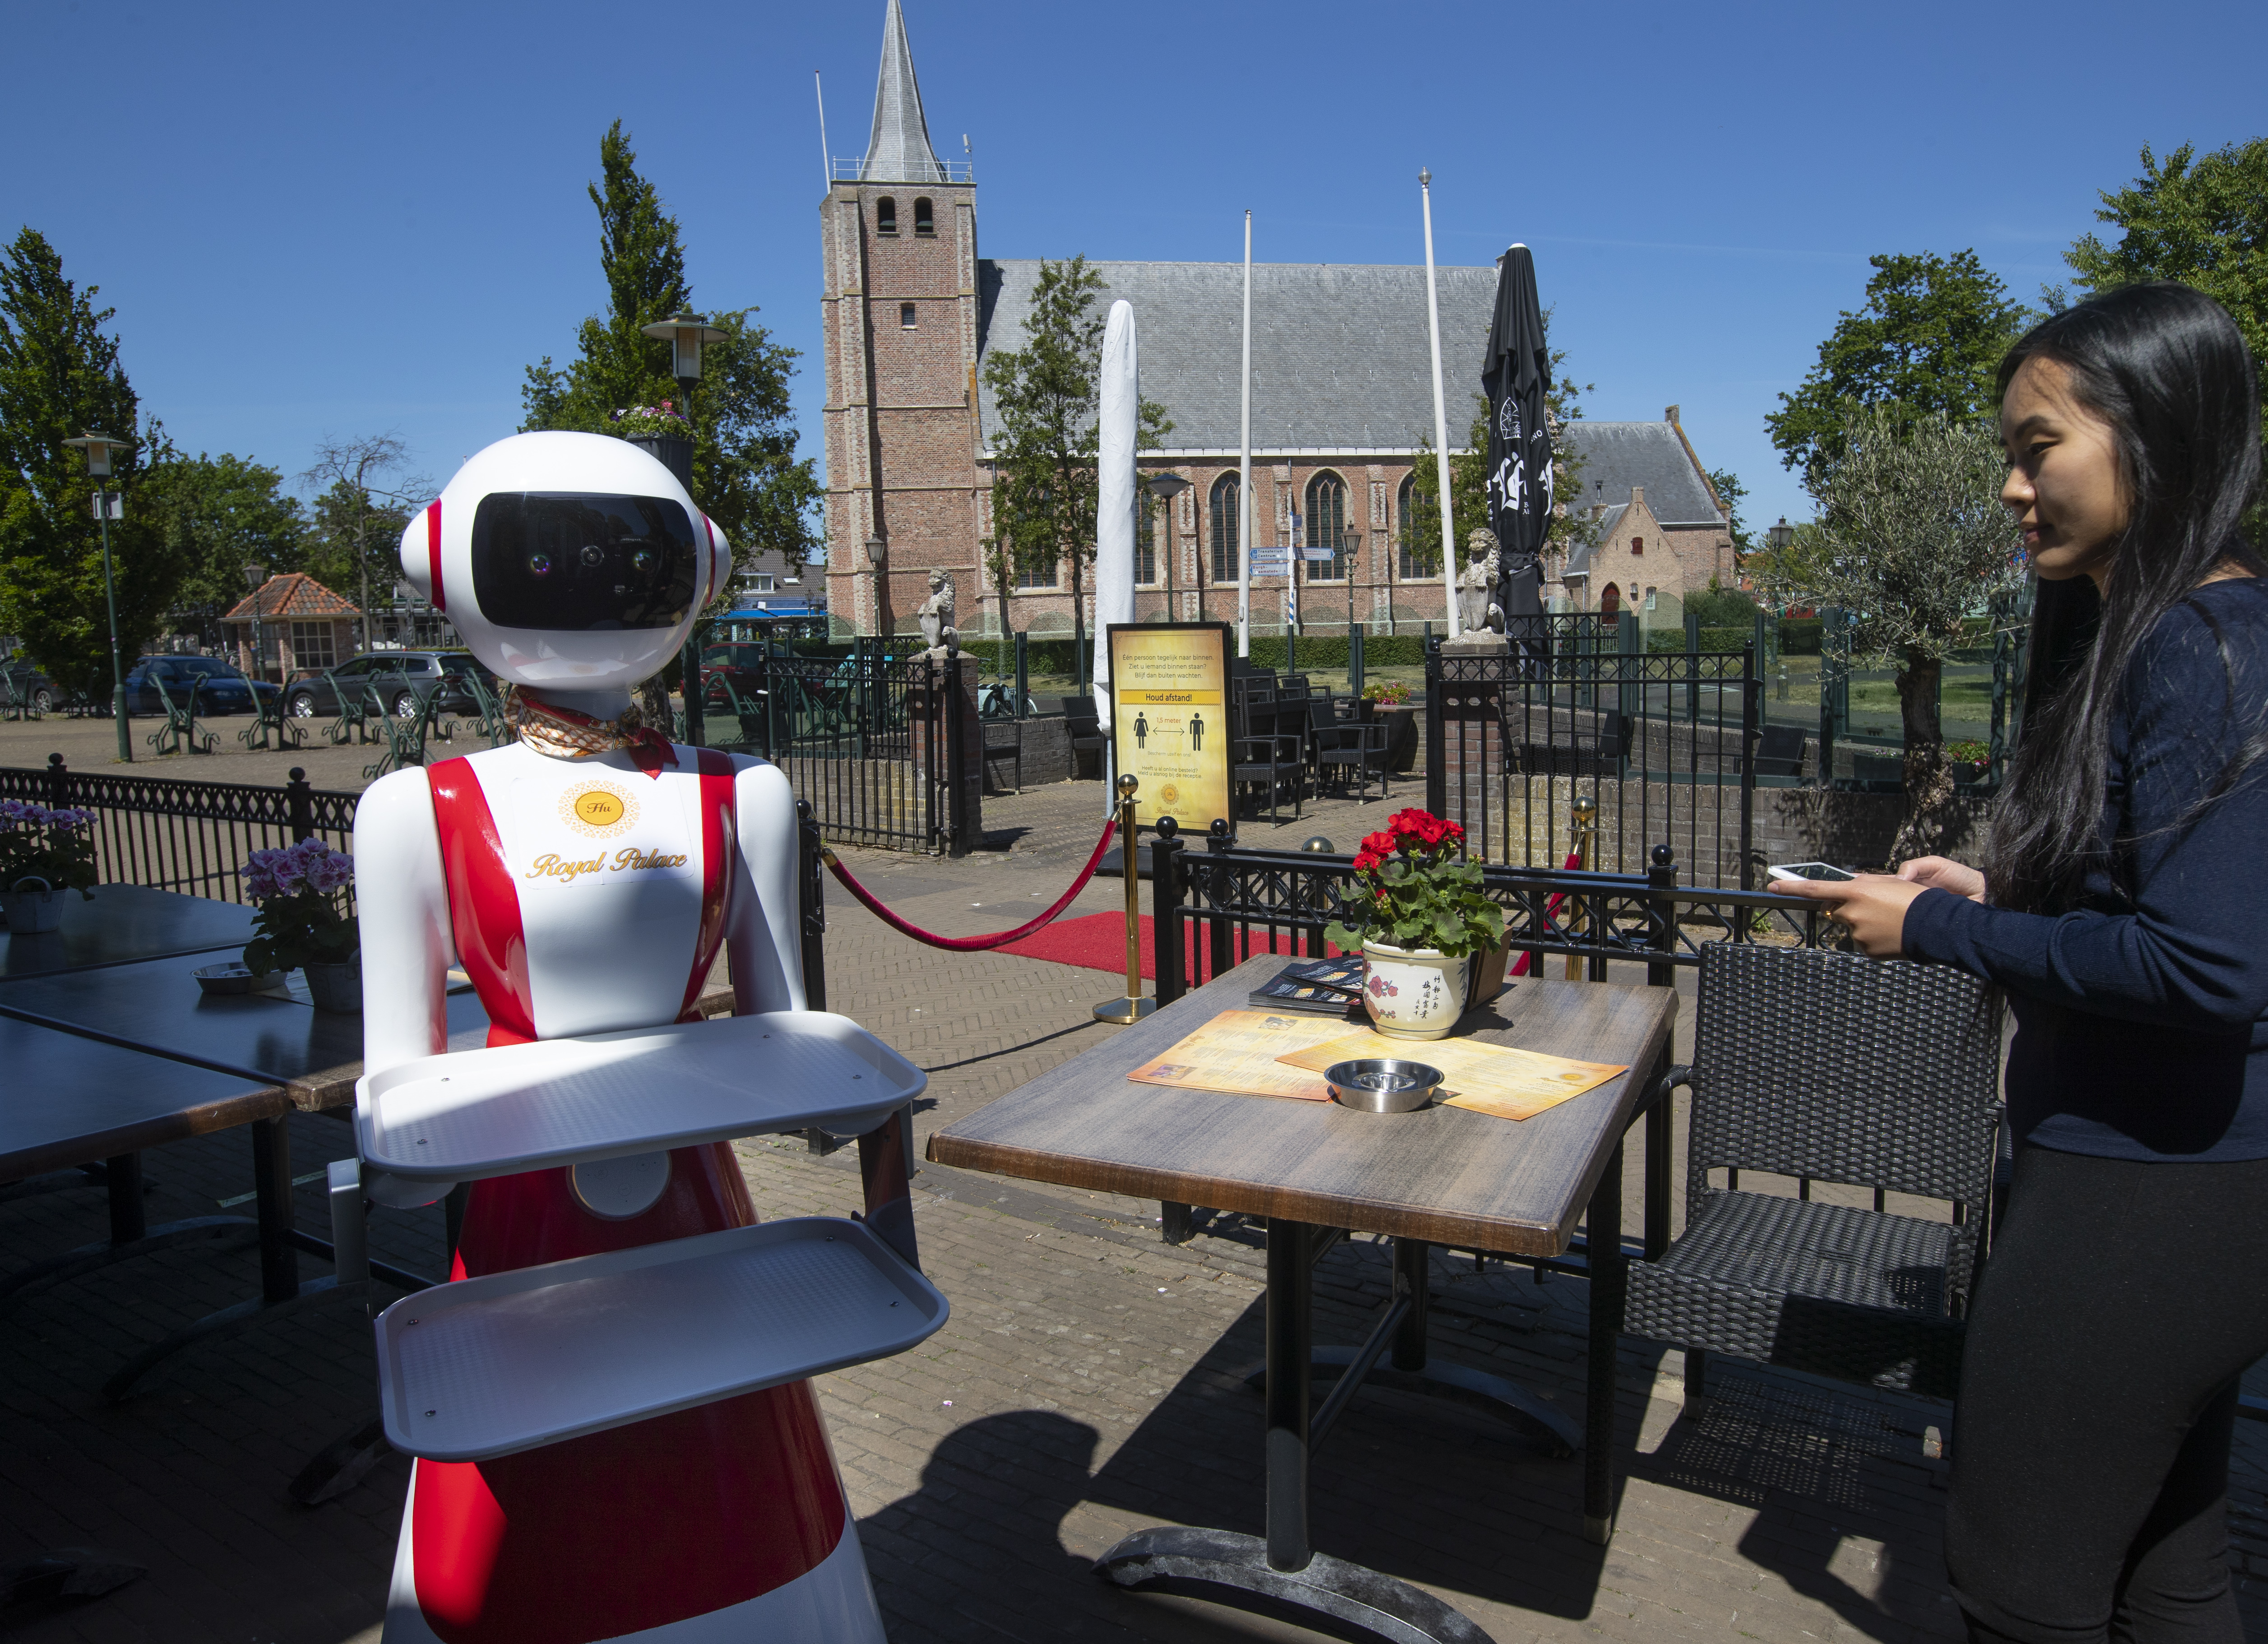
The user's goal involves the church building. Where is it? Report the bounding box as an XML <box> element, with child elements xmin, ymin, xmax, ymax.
<box><xmin>820</xmin><ymin>1</ymin><xmax>1736</xmax><ymax>639</ymax></box>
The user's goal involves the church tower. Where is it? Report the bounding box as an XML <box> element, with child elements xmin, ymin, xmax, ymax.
<box><xmin>820</xmin><ymin>0</ymin><xmax>982</xmax><ymax>637</ymax></box>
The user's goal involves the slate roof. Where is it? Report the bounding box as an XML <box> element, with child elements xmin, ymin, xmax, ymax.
<box><xmin>221</xmin><ymin>573</ymin><xmax>360</xmax><ymax>622</ymax></box>
<box><xmin>1559</xmin><ymin>421</ymin><xmax>1723</xmax><ymax>526</ymax></box>
<box><xmin>974</xmin><ymin>259</ymin><xmax>1500</xmax><ymax>454</ymax></box>
<box><xmin>861</xmin><ymin>0</ymin><xmax>947</xmax><ymax>185</ymax></box>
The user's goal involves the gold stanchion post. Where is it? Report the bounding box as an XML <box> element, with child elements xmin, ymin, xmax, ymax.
<box><xmin>1094</xmin><ymin>774</ymin><xmax>1157</xmax><ymax>1023</ymax></box>
<box><xmin>1564</xmin><ymin>792</ymin><xmax>1597</xmax><ymax>981</ymax></box>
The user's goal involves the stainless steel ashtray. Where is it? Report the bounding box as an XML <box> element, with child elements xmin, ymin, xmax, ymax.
<box><xmin>1324</xmin><ymin>1059</ymin><xmax>1442</xmax><ymax>1114</ymax></box>
<box><xmin>194</xmin><ymin>962</ymin><xmax>283</xmax><ymax>997</ymax></box>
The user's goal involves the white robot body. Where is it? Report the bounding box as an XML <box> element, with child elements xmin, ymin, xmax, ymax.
<box><xmin>355</xmin><ymin>434</ymin><xmax>912</xmax><ymax>1643</ymax></box>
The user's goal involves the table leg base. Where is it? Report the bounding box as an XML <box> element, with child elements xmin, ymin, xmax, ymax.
<box><xmin>289</xmin><ymin>1411</ymin><xmax>392</xmax><ymax>1507</ymax></box>
<box><xmin>1242</xmin><ymin>1348</ymin><xmax>1581</xmax><ymax>1459</ymax></box>
<box><xmin>1583</xmin><ymin>1513</ymin><xmax>1613</xmax><ymax>1546</ymax></box>
<box><xmin>0</xmin><ymin>1216</ymin><xmax>259</xmax><ymax>1312</ymax></box>
<box><xmin>103</xmin><ymin>1276</ymin><xmax>365</xmax><ymax>1403</ymax></box>
<box><xmin>1097</xmin><ymin>1526</ymin><xmax>1494</xmax><ymax>1644</ymax></box>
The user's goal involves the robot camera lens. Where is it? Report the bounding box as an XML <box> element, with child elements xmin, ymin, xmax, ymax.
<box><xmin>527</xmin><ymin>551</ymin><xmax>553</xmax><ymax>576</ymax></box>
<box><xmin>579</xmin><ymin>543</ymin><xmax>606</xmax><ymax>569</ymax></box>
<box><xmin>631</xmin><ymin>549</ymin><xmax>655</xmax><ymax>573</ymax></box>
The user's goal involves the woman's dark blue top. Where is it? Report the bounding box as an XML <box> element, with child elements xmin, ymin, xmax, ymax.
<box><xmin>1904</xmin><ymin>577</ymin><xmax>2268</xmax><ymax>1162</ymax></box>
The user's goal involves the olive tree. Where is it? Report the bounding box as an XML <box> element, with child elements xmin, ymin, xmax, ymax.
<box><xmin>1752</xmin><ymin>406</ymin><xmax>2023</xmax><ymax>861</ymax></box>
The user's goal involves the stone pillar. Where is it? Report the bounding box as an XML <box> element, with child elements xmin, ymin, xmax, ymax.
<box><xmin>910</xmin><ymin>653</ymin><xmax>982</xmax><ymax>858</ymax></box>
<box><xmin>1434</xmin><ymin>633</ymin><xmax>1509</xmax><ymax>857</ymax></box>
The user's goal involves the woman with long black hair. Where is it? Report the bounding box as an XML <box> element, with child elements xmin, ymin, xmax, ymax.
<box><xmin>1782</xmin><ymin>282</ymin><xmax>2268</xmax><ymax>1644</ymax></box>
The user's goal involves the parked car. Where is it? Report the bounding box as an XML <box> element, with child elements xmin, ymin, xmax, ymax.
<box><xmin>282</xmin><ymin>651</ymin><xmax>497</xmax><ymax>721</ymax></box>
<box><xmin>699</xmin><ymin>640</ymin><xmax>786</xmax><ymax>707</ymax></box>
<box><xmin>1</xmin><ymin>657</ymin><xmax>60</xmax><ymax>714</ymax></box>
<box><xmin>120</xmin><ymin>655</ymin><xmax>277</xmax><ymax>718</ymax></box>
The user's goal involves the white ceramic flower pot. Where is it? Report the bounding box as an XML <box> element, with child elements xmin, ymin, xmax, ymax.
<box><xmin>302</xmin><ymin>955</ymin><xmax>363</xmax><ymax>1014</ymax></box>
<box><xmin>1360</xmin><ymin>942</ymin><xmax>1470</xmax><ymax>1041</ymax></box>
<box><xmin>2</xmin><ymin>876</ymin><xmax>66</xmax><ymax>935</ymax></box>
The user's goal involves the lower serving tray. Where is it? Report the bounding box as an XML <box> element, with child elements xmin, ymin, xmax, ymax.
<box><xmin>355</xmin><ymin>1010</ymin><xmax>922</xmax><ymax>1183</ymax></box>
<box><xmin>375</xmin><ymin>1216</ymin><xmax>949</xmax><ymax>1462</ymax></box>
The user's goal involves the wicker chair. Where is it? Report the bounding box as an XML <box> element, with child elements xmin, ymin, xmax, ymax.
<box><xmin>1624</xmin><ymin>945</ymin><xmax>2002</xmax><ymax>1405</ymax></box>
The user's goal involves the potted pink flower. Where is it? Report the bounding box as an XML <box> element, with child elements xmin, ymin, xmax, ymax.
<box><xmin>242</xmin><ymin>839</ymin><xmax>360</xmax><ymax>1012</ymax></box>
<box><xmin>0</xmin><ymin>799</ymin><xmax>99</xmax><ymax>934</ymax></box>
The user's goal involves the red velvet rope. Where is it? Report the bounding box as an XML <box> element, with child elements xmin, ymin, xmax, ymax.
<box><xmin>1508</xmin><ymin>845</ymin><xmax>1588</xmax><ymax>977</ymax></box>
<box><xmin>821</xmin><ymin>818</ymin><xmax>1120</xmax><ymax>952</ymax></box>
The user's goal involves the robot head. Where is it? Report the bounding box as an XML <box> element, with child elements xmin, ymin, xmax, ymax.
<box><xmin>398</xmin><ymin>431</ymin><xmax>733</xmax><ymax>692</ymax></box>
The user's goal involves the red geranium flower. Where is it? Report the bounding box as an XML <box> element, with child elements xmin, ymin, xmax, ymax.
<box><xmin>1360</xmin><ymin>831</ymin><xmax>1395</xmax><ymax>857</ymax></box>
<box><xmin>1352</xmin><ymin>849</ymin><xmax>1382</xmax><ymax>872</ymax></box>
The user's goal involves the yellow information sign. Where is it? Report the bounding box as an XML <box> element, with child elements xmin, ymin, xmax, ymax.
<box><xmin>1107</xmin><ymin>623</ymin><xmax>1231</xmax><ymax>833</ymax></box>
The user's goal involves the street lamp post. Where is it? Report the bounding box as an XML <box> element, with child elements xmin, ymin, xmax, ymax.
<box><xmin>637</xmin><ymin>311</ymin><xmax>729</xmax><ymax>746</ymax></box>
<box><xmin>243</xmin><ymin>564</ymin><xmax>268</xmax><ymax>687</ymax></box>
<box><xmin>1145</xmin><ymin>473</ymin><xmax>1190</xmax><ymax>620</ymax></box>
<box><xmin>65</xmin><ymin>431</ymin><xmax>135</xmax><ymax>762</ymax></box>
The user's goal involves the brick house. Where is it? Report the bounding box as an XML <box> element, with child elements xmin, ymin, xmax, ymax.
<box><xmin>1552</xmin><ymin>408</ymin><xmax>1736</xmax><ymax>624</ymax></box>
<box><xmin>821</xmin><ymin>0</ymin><xmax>1734</xmax><ymax>641</ymax></box>
<box><xmin>220</xmin><ymin>573</ymin><xmax>360</xmax><ymax>682</ymax></box>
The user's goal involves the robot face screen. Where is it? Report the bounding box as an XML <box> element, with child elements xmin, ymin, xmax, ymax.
<box><xmin>470</xmin><ymin>492</ymin><xmax>699</xmax><ymax>631</ymax></box>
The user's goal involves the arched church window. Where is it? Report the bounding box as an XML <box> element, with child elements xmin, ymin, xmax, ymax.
<box><xmin>1396</xmin><ymin>474</ymin><xmax>1425</xmax><ymax>579</ymax></box>
<box><xmin>876</xmin><ymin>197</ymin><xmax>898</xmax><ymax>236</ymax></box>
<box><xmin>913</xmin><ymin>197</ymin><xmax>935</xmax><ymax>236</ymax></box>
<box><xmin>1208</xmin><ymin>474</ymin><xmax>1240</xmax><ymax>583</ymax></box>
<box><xmin>1304</xmin><ymin>472</ymin><xmax>1347</xmax><ymax>583</ymax></box>
<box><xmin>1601</xmin><ymin>583</ymin><xmax>1621</xmax><ymax>617</ymax></box>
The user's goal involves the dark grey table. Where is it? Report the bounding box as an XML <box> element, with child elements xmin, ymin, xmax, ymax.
<box><xmin>930</xmin><ymin>954</ymin><xmax>1677</xmax><ymax>1644</ymax></box>
<box><xmin>0</xmin><ymin>942</ymin><xmax>491</xmax><ymax>1402</ymax></box>
<box><xmin>0</xmin><ymin>882</ymin><xmax>255</xmax><ymax>979</ymax></box>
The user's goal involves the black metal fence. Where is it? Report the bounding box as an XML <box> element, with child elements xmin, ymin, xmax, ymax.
<box><xmin>699</xmin><ymin>638</ymin><xmax>964</xmax><ymax>854</ymax></box>
<box><xmin>1</xmin><ymin>754</ymin><xmax>359</xmax><ymax>905</ymax></box>
<box><xmin>1427</xmin><ymin>616</ymin><xmax>1761</xmax><ymax>888</ymax></box>
<box><xmin>1144</xmin><ymin>821</ymin><xmax>1835</xmax><ymax>1006</ymax></box>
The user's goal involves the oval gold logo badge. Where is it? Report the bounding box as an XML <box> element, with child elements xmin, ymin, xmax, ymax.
<box><xmin>558</xmin><ymin>781</ymin><xmax>639</xmax><ymax>837</ymax></box>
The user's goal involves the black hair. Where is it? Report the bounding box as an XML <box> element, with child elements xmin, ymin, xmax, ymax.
<box><xmin>1986</xmin><ymin>283</ymin><xmax>2265</xmax><ymax>912</ymax></box>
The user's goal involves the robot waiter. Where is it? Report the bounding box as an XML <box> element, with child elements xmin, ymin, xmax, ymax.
<box><xmin>351</xmin><ymin>431</ymin><xmax>940</xmax><ymax>1642</ymax></box>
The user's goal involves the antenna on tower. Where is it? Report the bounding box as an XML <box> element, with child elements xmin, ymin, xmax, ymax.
<box><xmin>815</xmin><ymin>71</ymin><xmax>831</xmax><ymax>190</ymax></box>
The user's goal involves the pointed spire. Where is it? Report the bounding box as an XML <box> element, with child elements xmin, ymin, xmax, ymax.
<box><xmin>861</xmin><ymin>0</ymin><xmax>946</xmax><ymax>185</ymax></box>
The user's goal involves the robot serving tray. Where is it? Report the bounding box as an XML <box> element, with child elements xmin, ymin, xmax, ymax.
<box><xmin>375</xmin><ymin>1216</ymin><xmax>949</xmax><ymax>1461</ymax></box>
<box><xmin>356</xmin><ymin>1011</ymin><xmax>923</xmax><ymax>1184</ymax></box>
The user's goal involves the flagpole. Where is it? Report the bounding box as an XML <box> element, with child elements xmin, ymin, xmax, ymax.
<box><xmin>814</xmin><ymin>72</ymin><xmax>831</xmax><ymax>190</ymax></box>
<box><xmin>1237</xmin><ymin>209</ymin><xmax>1253</xmax><ymax>658</ymax></box>
<box><xmin>1421</xmin><ymin>168</ymin><xmax>1461</xmax><ymax>637</ymax></box>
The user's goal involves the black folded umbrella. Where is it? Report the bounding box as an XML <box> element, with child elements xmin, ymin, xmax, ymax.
<box><xmin>1481</xmin><ymin>245</ymin><xmax>1554</xmax><ymax>658</ymax></box>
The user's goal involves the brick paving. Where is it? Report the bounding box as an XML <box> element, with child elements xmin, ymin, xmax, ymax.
<box><xmin>5</xmin><ymin>769</ymin><xmax>2267</xmax><ymax>1641</ymax></box>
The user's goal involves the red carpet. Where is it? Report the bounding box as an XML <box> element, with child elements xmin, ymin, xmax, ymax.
<box><xmin>998</xmin><ymin>912</ymin><xmax>1338</xmax><ymax>981</ymax></box>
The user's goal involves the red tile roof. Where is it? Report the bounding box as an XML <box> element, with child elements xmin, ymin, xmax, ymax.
<box><xmin>222</xmin><ymin>573</ymin><xmax>361</xmax><ymax>621</ymax></box>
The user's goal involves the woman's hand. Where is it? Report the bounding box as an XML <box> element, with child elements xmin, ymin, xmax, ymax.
<box><xmin>1896</xmin><ymin>856</ymin><xmax>1987</xmax><ymax>902</ymax></box>
<box><xmin>1770</xmin><ymin>873</ymin><xmax>1932</xmax><ymax>958</ymax></box>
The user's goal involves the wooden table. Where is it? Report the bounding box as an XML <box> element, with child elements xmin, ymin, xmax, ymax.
<box><xmin>929</xmin><ymin>954</ymin><xmax>1677</xmax><ymax>1644</ymax></box>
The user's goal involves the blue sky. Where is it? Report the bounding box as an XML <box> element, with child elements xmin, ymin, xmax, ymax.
<box><xmin>5</xmin><ymin>0</ymin><xmax>2262</xmax><ymax>538</ymax></box>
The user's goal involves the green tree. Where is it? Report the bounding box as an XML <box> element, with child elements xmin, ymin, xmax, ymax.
<box><xmin>1705</xmin><ymin>467</ymin><xmax>1751</xmax><ymax>555</ymax></box>
<box><xmin>0</xmin><ymin>228</ymin><xmax>185</xmax><ymax>700</ymax></box>
<box><xmin>522</xmin><ymin>121</ymin><xmax>820</xmax><ymax>578</ymax></box>
<box><xmin>301</xmin><ymin>435</ymin><xmax>425</xmax><ymax>646</ymax></box>
<box><xmin>2059</xmin><ymin>139</ymin><xmax>2268</xmax><ymax>542</ymax></box>
<box><xmin>1767</xmin><ymin>251</ymin><xmax>2031</xmax><ymax>492</ymax></box>
<box><xmin>981</xmin><ymin>257</ymin><xmax>1172</xmax><ymax>665</ymax></box>
<box><xmin>137</xmin><ymin>452</ymin><xmax>310</xmax><ymax>621</ymax></box>
<box><xmin>1749</xmin><ymin>406</ymin><xmax>2023</xmax><ymax>860</ymax></box>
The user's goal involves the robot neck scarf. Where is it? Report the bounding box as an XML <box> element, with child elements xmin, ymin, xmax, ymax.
<box><xmin>505</xmin><ymin>685</ymin><xmax>678</xmax><ymax>778</ymax></box>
